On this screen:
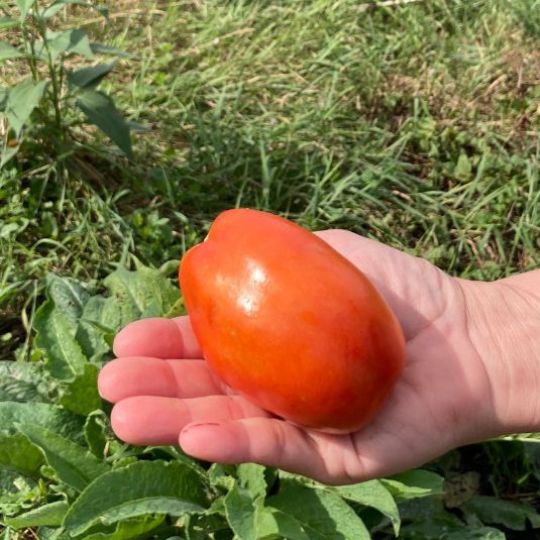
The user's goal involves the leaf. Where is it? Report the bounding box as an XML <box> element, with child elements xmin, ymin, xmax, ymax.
<box><xmin>0</xmin><ymin>401</ymin><xmax>85</xmax><ymax>443</ymax></box>
<box><xmin>76</xmin><ymin>90</ymin><xmax>133</xmax><ymax>158</ymax></box>
<box><xmin>83</xmin><ymin>515</ymin><xmax>165</xmax><ymax>540</ymax></box>
<box><xmin>0</xmin><ymin>433</ymin><xmax>44</xmax><ymax>475</ymax></box>
<box><xmin>0</xmin><ymin>86</ymin><xmax>8</xmax><ymax>111</ymax></box>
<box><xmin>268</xmin><ymin>479</ymin><xmax>370</xmax><ymax>540</ymax></box>
<box><xmin>0</xmin><ymin>42</ymin><xmax>24</xmax><ymax>61</ymax></box>
<box><xmin>0</xmin><ymin>360</ymin><xmax>57</xmax><ymax>403</ymax></box>
<box><xmin>34</xmin><ymin>300</ymin><xmax>87</xmax><ymax>380</ymax></box>
<box><xmin>68</xmin><ymin>62</ymin><xmax>116</xmax><ymax>90</ymax></box>
<box><xmin>101</xmin><ymin>265</ymin><xmax>180</xmax><ymax>329</ymax></box>
<box><xmin>1</xmin><ymin>143</ymin><xmax>20</xmax><ymax>167</ymax></box>
<box><xmin>0</xmin><ymin>470</ymin><xmax>41</xmax><ymax>517</ymax></box>
<box><xmin>75</xmin><ymin>295</ymin><xmax>113</xmax><ymax>363</ymax></box>
<box><xmin>16</xmin><ymin>423</ymin><xmax>109</xmax><ymax>492</ymax></box>
<box><xmin>444</xmin><ymin>527</ymin><xmax>506</xmax><ymax>540</ymax></box>
<box><xmin>84</xmin><ymin>411</ymin><xmax>109</xmax><ymax>458</ymax></box>
<box><xmin>256</xmin><ymin>507</ymin><xmax>310</xmax><ymax>540</ymax></box>
<box><xmin>336</xmin><ymin>480</ymin><xmax>400</xmax><ymax>535</ymax></box>
<box><xmin>16</xmin><ymin>0</ymin><xmax>36</xmax><ymax>18</ymax></box>
<box><xmin>45</xmin><ymin>274</ymin><xmax>90</xmax><ymax>326</ymax></box>
<box><xmin>4</xmin><ymin>78</ymin><xmax>47</xmax><ymax>137</ymax></box>
<box><xmin>462</xmin><ymin>495</ymin><xmax>540</xmax><ymax>530</ymax></box>
<box><xmin>381</xmin><ymin>469</ymin><xmax>444</xmax><ymax>500</ymax></box>
<box><xmin>237</xmin><ymin>464</ymin><xmax>268</xmax><ymax>500</ymax></box>
<box><xmin>59</xmin><ymin>363</ymin><xmax>102</xmax><ymax>416</ymax></box>
<box><xmin>45</xmin><ymin>29</ymin><xmax>94</xmax><ymax>61</ymax></box>
<box><xmin>0</xmin><ymin>17</ymin><xmax>19</xmax><ymax>30</ymax></box>
<box><xmin>223</xmin><ymin>483</ymin><xmax>257</xmax><ymax>540</ymax></box>
<box><xmin>5</xmin><ymin>500</ymin><xmax>69</xmax><ymax>528</ymax></box>
<box><xmin>63</xmin><ymin>461</ymin><xmax>209</xmax><ymax>536</ymax></box>
<box><xmin>90</xmin><ymin>42</ymin><xmax>133</xmax><ymax>58</ymax></box>
<box><xmin>39</xmin><ymin>0</ymin><xmax>108</xmax><ymax>19</ymax></box>
<box><xmin>455</xmin><ymin>152</ymin><xmax>473</xmax><ymax>181</ymax></box>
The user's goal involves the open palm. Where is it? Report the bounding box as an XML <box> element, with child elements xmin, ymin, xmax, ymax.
<box><xmin>98</xmin><ymin>230</ymin><xmax>495</xmax><ymax>484</ymax></box>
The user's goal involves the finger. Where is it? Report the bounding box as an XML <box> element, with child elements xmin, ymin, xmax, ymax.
<box><xmin>179</xmin><ymin>417</ymin><xmax>333</xmax><ymax>482</ymax></box>
<box><xmin>98</xmin><ymin>357</ymin><xmax>223</xmax><ymax>403</ymax></box>
<box><xmin>111</xmin><ymin>395</ymin><xmax>269</xmax><ymax>446</ymax></box>
<box><xmin>113</xmin><ymin>316</ymin><xmax>202</xmax><ymax>359</ymax></box>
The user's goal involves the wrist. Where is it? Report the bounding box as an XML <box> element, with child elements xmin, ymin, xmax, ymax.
<box><xmin>459</xmin><ymin>272</ymin><xmax>540</xmax><ymax>436</ymax></box>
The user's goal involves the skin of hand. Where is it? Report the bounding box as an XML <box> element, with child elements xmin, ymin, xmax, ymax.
<box><xmin>97</xmin><ymin>230</ymin><xmax>540</xmax><ymax>485</ymax></box>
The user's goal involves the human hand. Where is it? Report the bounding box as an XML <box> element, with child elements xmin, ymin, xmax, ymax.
<box><xmin>98</xmin><ymin>230</ymin><xmax>540</xmax><ymax>484</ymax></box>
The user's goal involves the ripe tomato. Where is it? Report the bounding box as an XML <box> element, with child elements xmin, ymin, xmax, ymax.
<box><xmin>179</xmin><ymin>209</ymin><xmax>405</xmax><ymax>432</ymax></box>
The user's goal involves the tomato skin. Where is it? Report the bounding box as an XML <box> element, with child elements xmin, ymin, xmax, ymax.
<box><xmin>179</xmin><ymin>209</ymin><xmax>405</xmax><ymax>432</ymax></box>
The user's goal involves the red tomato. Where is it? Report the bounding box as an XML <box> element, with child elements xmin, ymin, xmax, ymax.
<box><xmin>179</xmin><ymin>209</ymin><xmax>405</xmax><ymax>432</ymax></box>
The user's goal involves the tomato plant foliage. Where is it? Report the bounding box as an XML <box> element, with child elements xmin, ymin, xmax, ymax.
<box><xmin>1</xmin><ymin>265</ymin><xmax>539</xmax><ymax>539</ymax></box>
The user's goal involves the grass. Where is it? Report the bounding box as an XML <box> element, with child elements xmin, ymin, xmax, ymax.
<box><xmin>0</xmin><ymin>0</ymin><xmax>540</xmax><ymax>535</ymax></box>
<box><xmin>2</xmin><ymin>0</ymin><xmax>539</xmax><ymax>355</ymax></box>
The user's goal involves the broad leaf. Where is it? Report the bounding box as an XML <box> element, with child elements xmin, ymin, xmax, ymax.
<box><xmin>16</xmin><ymin>0</ymin><xmax>36</xmax><ymax>19</ymax></box>
<box><xmin>0</xmin><ymin>17</ymin><xmax>19</xmax><ymax>29</ymax></box>
<box><xmin>83</xmin><ymin>515</ymin><xmax>165</xmax><ymax>540</ymax></box>
<box><xmin>46</xmin><ymin>274</ymin><xmax>90</xmax><ymax>326</ymax></box>
<box><xmin>237</xmin><ymin>464</ymin><xmax>268</xmax><ymax>500</ymax></box>
<box><xmin>223</xmin><ymin>483</ymin><xmax>257</xmax><ymax>540</ymax></box>
<box><xmin>59</xmin><ymin>363</ymin><xmax>102</xmax><ymax>416</ymax></box>
<box><xmin>76</xmin><ymin>295</ymin><xmax>113</xmax><ymax>363</ymax></box>
<box><xmin>4</xmin><ymin>78</ymin><xmax>47</xmax><ymax>137</ymax></box>
<box><xmin>336</xmin><ymin>480</ymin><xmax>400</xmax><ymax>535</ymax></box>
<box><xmin>34</xmin><ymin>300</ymin><xmax>87</xmax><ymax>380</ymax></box>
<box><xmin>68</xmin><ymin>62</ymin><xmax>116</xmax><ymax>89</ymax></box>
<box><xmin>76</xmin><ymin>90</ymin><xmax>133</xmax><ymax>158</ymax></box>
<box><xmin>45</xmin><ymin>29</ymin><xmax>94</xmax><ymax>61</ymax></box>
<box><xmin>268</xmin><ymin>479</ymin><xmax>370</xmax><ymax>540</ymax></box>
<box><xmin>0</xmin><ymin>433</ymin><xmax>44</xmax><ymax>475</ymax></box>
<box><xmin>0</xmin><ymin>42</ymin><xmax>24</xmax><ymax>61</ymax></box>
<box><xmin>5</xmin><ymin>500</ymin><xmax>69</xmax><ymax>528</ymax></box>
<box><xmin>0</xmin><ymin>360</ymin><xmax>57</xmax><ymax>403</ymax></box>
<box><xmin>100</xmin><ymin>265</ymin><xmax>179</xmax><ymax>329</ymax></box>
<box><xmin>63</xmin><ymin>461</ymin><xmax>209</xmax><ymax>536</ymax></box>
<box><xmin>84</xmin><ymin>411</ymin><xmax>109</xmax><ymax>459</ymax></box>
<box><xmin>0</xmin><ymin>86</ymin><xmax>8</xmax><ymax>111</ymax></box>
<box><xmin>0</xmin><ymin>470</ymin><xmax>41</xmax><ymax>517</ymax></box>
<box><xmin>0</xmin><ymin>401</ymin><xmax>85</xmax><ymax>443</ymax></box>
<box><xmin>16</xmin><ymin>423</ymin><xmax>109</xmax><ymax>492</ymax></box>
<box><xmin>462</xmin><ymin>495</ymin><xmax>540</xmax><ymax>530</ymax></box>
<box><xmin>381</xmin><ymin>469</ymin><xmax>444</xmax><ymax>500</ymax></box>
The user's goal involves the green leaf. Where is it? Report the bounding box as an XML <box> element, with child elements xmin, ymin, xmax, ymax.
<box><xmin>462</xmin><ymin>495</ymin><xmax>540</xmax><ymax>530</ymax></box>
<box><xmin>4</xmin><ymin>78</ymin><xmax>47</xmax><ymax>137</ymax></box>
<box><xmin>34</xmin><ymin>300</ymin><xmax>87</xmax><ymax>380</ymax></box>
<box><xmin>83</xmin><ymin>515</ymin><xmax>165</xmax><ymax>540</ymax></box>
<box><xmin>84</xmin><ymin>411</ymin><xmax>109</xmax><ymax>459</ymax></box>
<box><xmin>1</xmin><ymin>143</ymin><xmax>20</xmax><ymax>167</ymax></box>
<box><xmin>256</xmin><ymin>506</ymin><xmax>310</xmax><ymax>540</ymax></box>
<box><xmin>381</xmin><ymin>469</ymin><xmax>444</xmax><ymax>500</ymax></box>
<box><xmin>0</xmin><ymin>86</ymin><xmax>8</xmax><ymax>111</ymax></box>
<box><xmin>101</xmin><ymin>265</ymin><xmax>180</xmax><ymax>329</ymax></box>
<box><xmin>45</xmin><ymin>29</ymin><xmax>94</xmax><ymax>61</ymax></box>
<box><xmin>0</xmin><ymin>360</ymin><xmax>57</xmax><ymax>403</ymax></box>
<box><xmin>90</xmin><ymin>42</ymin><xmax>132</xmax><ymax>57</ymax></box>
<box><xmin>16</xmin><ymin>423</ymin><xmax>109</xmax><ymax>492</ymax></box>
<box><xmin>336</xmin><ymin>480</ymin><xmax>400</xmax><ymax>535</ymax></box>
<box><xmin>63</xmin><ymin>461</ymin><xmax>209</xmax><ymax>536</ymax></box>
<box><xmin>5</xmin><ymin>500</ymin><xmax>69</xmax><ymax>528</ymax></box>
<box><xmin>0</xmin><ymin>401</ymin><xmax>85</xmax><ymax>443</ymax></box>
<box><xmin>0</xmin><ymin>42</ymin><xmax>24</xmax><ymax>61</ymax></box>
<box><xmin>268</xmin><ymin>479</ymin><xmax>370</xmax><ymax>540</ymax></box>
<box><xmin>68</xmin><ymin>62</ymin><xmax>116</xmax><ymax>90</ymax></box>
<box><xmin>76</xmin><ymin>296</ymin><xmax>113</xmax><ymax>363</ymax></box>
<box><xmin>223</xmin><ymin>483</ymin><xmax>257</xmax><ymax>540</ymax></box>
<box><xmin>46</xmin><ymin>274</ymin><xmax>90</xmax><ymax>326</ymax></box>
<box><xmin>39</xmin><ymin>0</ymin><xmax>108</xmax><ymax>19</ymax></box>
<box><xmin>0</xmin><ymin>433</ymin><xmax>44</xmax><ymax>475</ymax></box>
<box><xmin>59</xmin><ymin>363</ymin><xmax>102</xmax><ymax>416</ymax></box>
<box><xmin>444</xmin><ymin>527</ymin><xmax>506</xmax><ymax>540</ymax></box>
<box><xmin>0</xmin><ymin>470</ymin><xmax>41</xmax><ymax>517</ymax></box>
<box><xmin>455</xmin><ymin>152</ymin><xmax>473</xmax><ymax>181</ymax></box>
<box><xmin>16</xmin><ymin>0</ymin><xmax>36</xmax><ymax>18</ymax></box>
<box><xmin>237</xmin><ymin>464</ymin><xmax>268</xmax><ymax>500</ymax></box>
<box><xmin>76</xmin><ymin>90</ymin><xmax>133</xmax><ymax>158</ymax></box>
<box><xmin>0</xmin><ymin>17</ymin><xmax>19</xmax><ymax>30</ymax></box>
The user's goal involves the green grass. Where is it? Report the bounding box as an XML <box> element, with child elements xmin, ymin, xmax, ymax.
<box><xmin>2</xmin><ymin>0</ymin><xmax>539</xmax><ymax>362</ymax></box>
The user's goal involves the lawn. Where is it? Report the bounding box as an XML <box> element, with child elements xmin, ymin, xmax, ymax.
<box><xmin>1</xmin><ymin>0</ymin><xmax>540</xmax><ymax>538</ymax></box>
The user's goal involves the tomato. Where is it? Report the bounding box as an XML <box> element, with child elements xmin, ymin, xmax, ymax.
<box><xmin>179</xmin><ymin>209</ymin><xmax>405</xmax><ymax>432</ymax></box>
